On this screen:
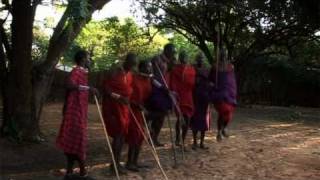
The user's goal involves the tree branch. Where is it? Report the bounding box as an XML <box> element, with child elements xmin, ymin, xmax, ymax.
<box><xmin>36</xmin><ymin>0</ymin><xmax>111</xmax><ymax>74</ymax></box>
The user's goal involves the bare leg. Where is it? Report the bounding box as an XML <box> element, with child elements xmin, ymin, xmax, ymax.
<box><xmin>150</xmin><ymin>111</ymin><xmax>166</xmax><ymax>146</ymax></box>
<box><xmin>216</xmin><ymin>116</ymin><xmax>223</xmax><ymax>142</ymax></box>
<box><xmin>222</xmin><ymin>120</ymin><xmax>230</xmax><ymax>138</ymax></box>
<box><xmin>126</xmin><ymin>145</ymin><xmax>139</xmax><ymax>172</ymax></box>
<box><xmin>175</xmin><ymin>118</ymin><xmax>181</xmax><ymax>146</ymax></box>
<box><xmin>192</xmin><ymin>130</ymin><xmax>198</xmax><ymax>150</ymax></box>
<box><xmin>111</xmin><ymin>135</ymin><xmax>126</xmax><ymax>174</ymax></box>
<box><xmin>200</xmin><ymin>131</ymin><xmax>208</xmax><ymax>149</ymax></box>
<box><xmin>77</xmin><ymin>158</ymin><xmax>87</xmax><ymax>176</ymax></box>
<box><xmin>65</xmin><ymin>153</ymin><xmax>75</xmax><ymax>175</ymax></box>
<box><xmin>181</xmin><ymin>115</ymin><xmax>190</xmax><ymax>144</ymax></box>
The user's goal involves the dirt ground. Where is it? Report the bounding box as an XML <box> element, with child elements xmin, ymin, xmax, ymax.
<box><xmin>1</xmin><ymin>103</ymin><xmax>320</xmax><ymax>180</ymax></box>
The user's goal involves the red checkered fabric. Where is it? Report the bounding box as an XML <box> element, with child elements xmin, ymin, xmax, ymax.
<box><xmin>56</xmin><ymin>67</ymin><xmax>89</xmax><ymax>160</ymax></box>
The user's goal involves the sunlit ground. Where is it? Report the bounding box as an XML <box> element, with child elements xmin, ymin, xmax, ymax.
<box><xmin>1</xmin><ymin>104</ymin><xmax>320</xmax><ymax>180</ymax></box>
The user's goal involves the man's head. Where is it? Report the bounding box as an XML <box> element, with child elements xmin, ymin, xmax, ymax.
<box><xmin>178</xmin><ymin>50</ymin><xmax>188</xmax><ymax>65</ymax></box>
<box><xmin>138</xmin><ymin>60</ymin><xmax>152</xmax><ymax>75</ymax></box>
<box><xmin>74</xmin><ymin>50</ymin><xmax>90</xmax><ymax>68</ymax></box>
<box><xmin>163</xmin><ymin>43</ymin><xmax>176</xmax><ymax>61</ymax></box>
<box><xmin>195</xmin><ymin>53</ymin><xmax>204</xmax><ymax>67</ymax></box>
<box><xmin>123</xmin><ymin>52</ymin><xmax>137</xmax><ymax>71</ymax></box>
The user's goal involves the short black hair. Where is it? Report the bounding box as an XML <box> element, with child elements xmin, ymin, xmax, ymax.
<box><xmin>179</xmin><ymin>50</ymin><xmax>188</xmax><ymax>61</ymax></box>
<box><xmin>138</xmin><ymin>60</ymin><xmax>149</xmax><ymax>71</ymax></box>
<box><xmin>164</xmin><ymin>43</ymin><xmax>175</xmax><ymax>52</ymax></box>
<box><xmin>125</xmin><ymin>52</ymin><xmax>136</xmax><ymax>62</ymax></box>
<box><xmin>74</xmin><ymin>50</ymin><xmax>88</xmax><ymax>65</ymax></box>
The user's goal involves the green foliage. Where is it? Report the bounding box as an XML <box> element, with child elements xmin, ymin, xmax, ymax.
<box><xmin>290</xmin><ymin>39</ymin><xmax>320</xmax><ymax>67</ymax></box>
<box><xmin>137</xmin><ymin>0</ymin><xmax>320</xmax><ymax>65</ymax></box>
<box><xmin>240</xmin><ymin>55</ymin><xmax>320</xmax><ymax>107</ymax></box>
<box><xmin>169</xmin><ymin>33</ymin><xmax>198</xmax><ymax>59</ymax></box>
<box><xmin>64</xmin><ymin>17</ymin><xmax>170</xmax><ymax>71</ymax></box>
<box><xmin>32</xmin><ymin>26</ymin><xmax>49</xmax><ymax>62</ymax></box>
<box><xmin>68</xmin><ymin>0</ymin><xmax>90</xmax><ymax>21</ymax></box>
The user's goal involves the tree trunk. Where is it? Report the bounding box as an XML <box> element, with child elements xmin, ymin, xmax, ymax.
<box><xmin>0</xmin><ymin>27</ymin><xmax>8</xmax><ymax>136</ymax></box>
<box><xmin>0</xmin><ymin>21</ymin><xmax>12</xmax><ymax>137</ymax></box>
<box><xmin>6</xmin><ymin>0</ymin><xmax>36</xmax><ymax>140</ymax></box>
<box><xmin>30</xmin><ymin>0</ymin><xmax>112</xmax><ymax>136</ymax></box>
<box><xmin>198</xmin><ymin>40</ymin><xmax>214</xmax><ymax>64</ymax></box>
<box><xmin>1</xmin><ymin>0</ymin><xmax>111</xmax><ymax>141</ymax></box>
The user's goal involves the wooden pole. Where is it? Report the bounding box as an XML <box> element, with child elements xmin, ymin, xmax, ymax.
<box><xmin>94</xmin><ymin>96</ymin><xmax>120</xmax><ymax>180</ymax></box>
<box><xmin>128</xmin><ymin>106</ymin><xmax>169</xmax><ymax>180</ymax></box>
<box><xmin>154</xmin><ymin>63</ymin><xmax>185</xmax><ymax>161</ymax></box>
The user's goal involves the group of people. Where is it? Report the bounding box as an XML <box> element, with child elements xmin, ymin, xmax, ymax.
<box><xmin>55</xmin><ymin>43</ymin><xmax>237</xmax><ymax>180</ymax></box>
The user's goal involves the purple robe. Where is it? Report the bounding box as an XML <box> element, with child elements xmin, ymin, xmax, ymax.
<box><xmin>146</xmin><ymin>55</ymin><xmax>172</xmax><ymax>112</ymax></box>
<box><xmin>209</xmin><ymin>64</ymin><xmax>237</xmax><ymax>105</ymax></box>
<box><xmin>190</xmin><ymin>66</ymin><xmax>211</xmax><ymax>131</ymax></box>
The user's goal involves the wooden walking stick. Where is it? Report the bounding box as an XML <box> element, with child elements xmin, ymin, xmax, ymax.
<box><xmin>166</xmin><ymin>112</ymin><xmax>178</xmax><ymax>167</ymax></box>
<box><xmin>154</xmin><ymin>63</ymin><xmax>186</xmax><ymax>161</ymax></box>
<box><xmin>140</xmin><ymin>111</ymin><xmax>167</xmax><ymax>167</ymax></box>
<box><xmin>128</xmin><ymin>106</ymin><xmax>169</xmax><ymax>180</ymax></box>
<box><xmin>94</xmin><ymin>96</ymin><xmax>120</xmax><ymax>180</ymax></box>
<box><xmin>215</xmin><ymin>19</ymin><xmax>221</xmax><ymax>88</ymax></box>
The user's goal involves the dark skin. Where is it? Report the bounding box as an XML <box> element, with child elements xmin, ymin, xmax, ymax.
<box><xmin>105</xmin><ymin>54</ymin><xmax>137</xmax><ymax>105</ymax></box>
<box><xmin>66</xmin><ymin>54</ymin><xmax>98</xmax><ymax>95</ymax></box>
<box><xmin>64</xmin><ymin>53</ymin><xmax>98</xmax><ymax>178</ymax></box>
<box><xmin>178</xmin><ymin>51</ymin><xmax>188</xmax><ymax>65</ymax></box>
<box><xmin>175</xmin><ymin>51</ymin><xmax>191</xmax><ymax>146</ymax></box>
<box><xmin>126</xmin><ymin>61</ymin><xmax>152</xmax><ymax>172</ymax></box>
<box><xmin>163</xmin><ymin>44</ymin><xmax>177</xmax><ymax>69</ymax></box>
<box><xmin>130</xmin><ymin>61</ymin><xmax>152</xmax><ymax>111</ymax></box>
<box><xmin>141</xmin><ymin>61</ymin><xmax>153</xmax><ymax>74</ymax></box>
<box><xmin>164</xmin><ymin>44</ymin><xmax>177</xmax><ymax>62</ymax></box>
<box><xmin>149</xmin><ymin>45</ymin><xmax>177</xmax><ymax>147</ymax></box>
<box><xmin>192</xmin><ymin>54</ymin><xmax>209</xmax><ymax>149</ymax></box>
<box><xmin>195</xmin><ymin>54</ymin><xmax>204</xmax><ymax>68</ymax></box>
<box><xmin>107</xmin><ymin>53</ymin><xmax>137</xmax><ymax>174</ymax></box>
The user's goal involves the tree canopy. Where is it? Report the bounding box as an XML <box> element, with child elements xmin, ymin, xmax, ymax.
<box><xmin>137</xmin><ymin>0</ymin><xmax>320</xmax><ymax>65</ymax></box>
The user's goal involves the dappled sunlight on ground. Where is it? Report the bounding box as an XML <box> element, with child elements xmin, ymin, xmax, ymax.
<box><xmin>1</xmin><ymin>104</ymin><xmax>320</xmax><ymax>180</ymax></box>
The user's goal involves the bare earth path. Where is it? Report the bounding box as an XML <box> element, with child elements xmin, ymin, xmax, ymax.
<box><xmin>1</xmin><ymin>104</ymin><xmax>320</xmax><ymax>180</ymax></box>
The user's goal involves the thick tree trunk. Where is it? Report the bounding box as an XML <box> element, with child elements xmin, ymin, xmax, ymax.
<box><xmin>0</xmin><ymin>22</ymin><xmax>11</xmax><ymax>137</ymax></box>
<box><xmin>6</xmin><ymin>0</ymin><xmax>36</xmax><ymax>140</ymax></box>
<box><xmin>30</xmin><ymin>0</ymin><xmax>112</xmax><ymax>135</ymax></box>
<box><xmin>1</xmin><ymin>0</ymin><xmax>111</xmax><ymax>141</ymax></box>
<box><xmin>0</xmin><ymin>28</ymin><xmax>8</xmax><ymax>136</ymax></box>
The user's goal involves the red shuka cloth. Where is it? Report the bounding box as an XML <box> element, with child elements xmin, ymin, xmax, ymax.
<box><xmin>169</xmin><ymin>64</ymin><xmax>196</xmax><ymax>118</ymax></box>
<box><xmin>102</xmin><ymin>68</ymin><xmax>133</xmax><ymax>138</ymax></box>
<box><xmin>56</xmin><ymin>66</ymin><xmax>89</xmax><ymax>161</ymax></box>
<box><xmin>127</xmin><ymin>74</ymin><xmax>152</xmax><ymax>146</ymax></box>
<box><xmin>214</xmin><ymin>102</ymin><xmax>235</xmax><ymax>123</ymax></box>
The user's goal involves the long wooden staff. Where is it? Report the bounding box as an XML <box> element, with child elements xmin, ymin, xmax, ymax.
<box><xmin>128</xmin><ymin>106</ymin><xmax>169</xmax><ymax>180</ymax></box>
<box><xmin>166</xmin><ymin>111</ymin><xmax>178</xmax><ymax>167</ymax></box>
<box><xmin>215</xmin><ymin>12</ymin><xmax>221</xmax><ymax>88</ymax></box>
<box><xmin>94</xmin><ymin>96</ymin><xmax>120</xmax><ymax>180</ymax></box>
<box><xmin>154</xmin><ymin>63</ymin><xmax>186</xmax><ymax>161</ymax></box>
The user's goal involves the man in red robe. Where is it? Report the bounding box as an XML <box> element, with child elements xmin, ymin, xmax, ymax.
<box><xmin>56</xmin><ymin>50</ymin><xmax>98</xmax><ymax>180</ymax></box>
<box><xmin>126</xmin><ymin>61</ymin><xmax>153</xmax><ymax>172</ymax></box>
<box><xmin>102</xmin><ymin>53</ymin><xmax>136</xmax><ymax>173</ymax></box>
<box><xmin>169</xmin><ymin>51</ymin><xmax>196</xmax><ymax>147</ymax></box>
